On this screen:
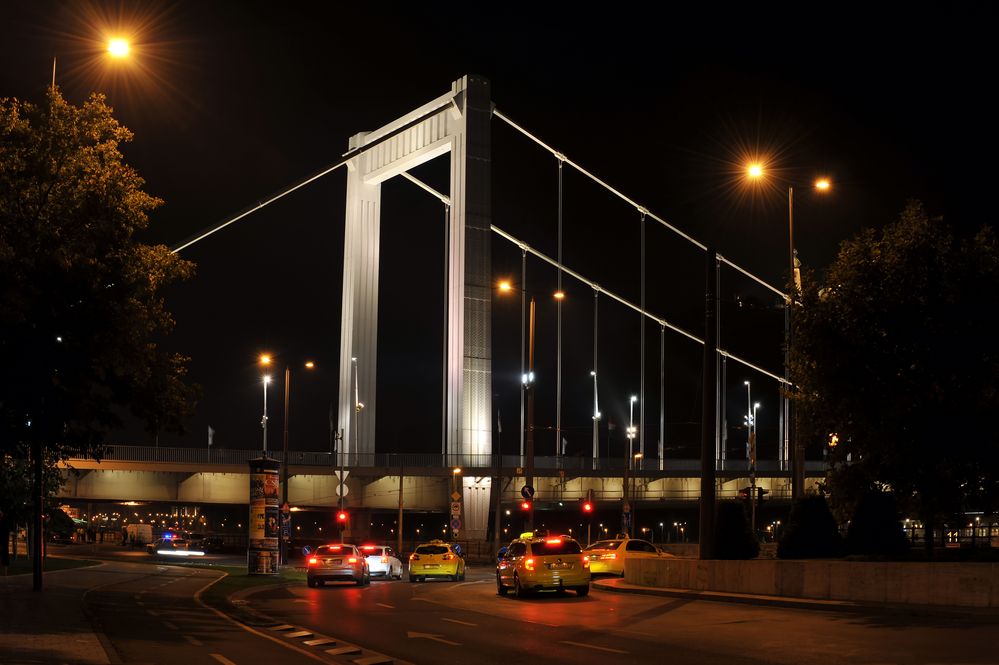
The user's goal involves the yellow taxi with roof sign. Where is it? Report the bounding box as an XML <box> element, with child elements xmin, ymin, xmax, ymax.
<box><xmin>496</xmin><ymin>531</ymin><xmax>590</xmax><ymax>597</ymax></box>
<box><xmin>584</xmin><ymin>536</ymin><xmax>672</xmax><ymax>576</ymax></box>
<box><xmin>408</xmin><ymin>539</ymin><xmax>465</xmax><ymax>582</ymax></box>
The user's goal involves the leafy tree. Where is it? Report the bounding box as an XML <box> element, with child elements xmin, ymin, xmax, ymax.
<box><xmin>0</xmin><ymin>88</ymin><xmax>198</xmax><ymax>460</ymax></box>
<box><xmin>845</xmin><ymin>491</ymin><xmax>910</xmax><ymax>557</ymax></box>
<box><xmin>791</xmin><ymin>202</ymin><xmax>999</xmax><ymax>552</ymax></box>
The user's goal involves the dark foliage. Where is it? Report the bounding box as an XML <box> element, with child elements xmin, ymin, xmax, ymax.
<box><xmin>845</xmin><ymin>492</ymin><xmax>910</xmax><ymax>557</ymax></box>
<box><xmin>713</xmin><ymin>501</ymin><xmax>760</xmax><ymax>559</ymax></box>
<box><xmin>777</xmin><ymin>495</ymin><xmax>844</xmax><ymax>559</ymax></box>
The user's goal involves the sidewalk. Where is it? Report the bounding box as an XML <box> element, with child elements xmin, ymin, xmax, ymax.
<box><xmin>0</xmin><ymin>562</ymin><xmax>112</xmax><ymax>664</ymax></box>
<box><xmin>591</xmin><ymin>576</ymin><xmax>999</xmax><ymax>617</ymax></box>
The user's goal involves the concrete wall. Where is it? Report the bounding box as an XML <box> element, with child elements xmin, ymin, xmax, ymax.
<box><xmin>626</xmin><ymin>558</ymin><xmax>999</xmax><ymax>608</ymax></box>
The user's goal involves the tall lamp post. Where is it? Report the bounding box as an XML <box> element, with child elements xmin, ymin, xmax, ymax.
<box><xmin>745</xmin><ymin>165</ymin><xmax>831</xmax><ymax>499</ymax></box>
<box><xmin>261</xmin><ymin>374</ymin><xmax>271</xmax><ymax>454</ymax></box>
<box><xmin>624</xmin><ymin>395</ymin><xmax>638</xmax><ymax>537</ymax></box>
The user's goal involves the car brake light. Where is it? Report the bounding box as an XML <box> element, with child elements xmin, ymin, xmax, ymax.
<box><xmin>524</xmin><ymin>558</ymin><xmax>535</xmax><ymax>571</ymax></box>
<box><xmin>348</xmin><ymin>557</ymin><xmax>358</xmax><ymax>564</ymax></box>
<box><xmin>583</xmin><ymin>556</ymin><xmax>590</xmax><ymax>568</ymax></box>
<box><xmin>442</xmin><ymin>553</ymin><xmax>452</xmax><ymax>560</ymax></box>
<box><xmin>411</xmin><ymin>554</ymin><xmax>420</xmax><ymax>561</ymax></box>
<box><xmin>546</xmin><ymin>538</ymin><xmax>561</xmax><ymax>544</ymax></box>
<box><xmin>308</xmin><ymin>557</ymin><xmax>318</xmax><ymax>565</ymax></box>
<box><xmin>363</xmin><ymin>546</ymin><xmax>376</xmax><ymax>551</ymax></box>
<box><xmin>381</xmin><ymin>556</ymin><xmax>389</xmax><ymax>563</ymax></box>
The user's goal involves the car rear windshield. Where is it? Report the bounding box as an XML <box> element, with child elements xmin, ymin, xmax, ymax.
<box><xmin>532</xmin><ymin>540</ymin><xmax>582</xmax><ymax>555</ymax></box>
<box><xmin>588</xmin><ymin>540</ymin><xmax>621</xmax><ymax>550</ymax></box>
<box><xmin>315</xmin><ymin>545</ymin><xmax>351</xmax><ymax>555</ymax></box>
<box><xmin>416</xmin><ymin>545</ymin><xmax>449</xmax><ymax>555</ymax></box>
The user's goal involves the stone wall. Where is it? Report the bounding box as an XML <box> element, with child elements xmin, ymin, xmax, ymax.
<box><xmin>626</xmin><ymin>558</ymin><xmax>999</xmax><ymax>607</ymax></box>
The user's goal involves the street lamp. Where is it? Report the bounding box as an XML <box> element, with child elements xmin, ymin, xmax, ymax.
<box><xmin>261</xmin><ymin>374</ymin><xmax>271</xmax><ymax>454</ymax></box>
<box><xmin>107</xmin><ymin>38</ymin><xmax>130</xmax><ymax>58</ymax></box>
<box><xmin>745</xmin><ymin>165</ymin><xmax>832</xmax><ymax>498</ymax></box>
<box><xmin>591</xmin><ymin>371</ymin><xmax>600</xmax><ymax>467</ymax></box>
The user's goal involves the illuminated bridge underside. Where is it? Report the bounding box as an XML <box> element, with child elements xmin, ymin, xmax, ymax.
<box><xmin>59</xmin><ymin>456</ymin><xmax>825</xmax><ymax>508</ymax></box>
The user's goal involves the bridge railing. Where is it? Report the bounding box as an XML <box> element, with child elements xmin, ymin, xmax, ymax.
<box><xmin>76</xmin><ymin>445</ymin><xmax>827</xmax><ymax>474</ymax></box>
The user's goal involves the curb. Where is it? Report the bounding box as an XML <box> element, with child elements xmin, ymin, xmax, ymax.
<box><xmin>591</xmin><ymin>578</ymin><xmax>999</xmax><ymax>618</ymax></box>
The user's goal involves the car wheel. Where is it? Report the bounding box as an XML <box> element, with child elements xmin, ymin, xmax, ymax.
<box><xmin>459</xmin><ymin>570</ymin><xmax>466</xmax><ymax>582</ymax></box>
<box><xmin>409</xmin><ymin>575</ymin><xmax>416</xmax><ymax>583</ymax></box>
<box><xmin>307</xmin><ymin>578</ymin><xmax>317</xmax><ymax>588</ymax></box>
<box><xmin>514</xmin><ymin>574</ymin><xmax>528</xmax><ymax>598</ymax></box>
<box><xmin>365</xmin><ymin>572</ymin><xmax>371</xmax><ymax>585</ymax></box>
<box><xmin>317</xmin><ymin>579</ymin><xmax>325</xmax><ymax>587</ymax></box>
<box><xmin>496</xmin><ymin>575</ymin><xmax>508</xmax><ymax>596</ymax></box>
<box><xmin>576</xmin><ymin>584</ymin><xmax>590</xmax><ymax>597</ymax></box>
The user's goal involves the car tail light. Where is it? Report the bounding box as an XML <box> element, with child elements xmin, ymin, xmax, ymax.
<box><xmin>524</xmin><ymin>558</ymin><xmax>535</xmax><ymax>571</ymax></box>
<box><xmin>411</xmin><ymin>554</ymin><xmax>420</xmax><ymax>561</ymax></box>
<box><xmin>348</xmin><ymin>557</ymin><xmax>358</xmax><ymax>564</ymax></box>
<box><xmin>583</xmin><ymin>556</ymin><xmax>590</xmax><ymax>568</ymax></box>
<box><xmin>381</xmin><ymin>556</ymin><xmax>389</xmax><ymax>563</ymax></box>
<box><xmin>442</xmin><ymin>553</ymin><xmax>453</xmax><ymax>560</ymax></box>
<box><xmin>546</xmin><ymin>538</ymin><xmax>561</xmax><ymax>544</ymax></box>
<box><xmin>308</xmin><ymin>557</ymin><xmax>318</xmax><ymax>565</ymax></box>
<box><xmin>606</xmin><ymin>553</ymin><xmax>616</xmax><ymax>560</ymax></box>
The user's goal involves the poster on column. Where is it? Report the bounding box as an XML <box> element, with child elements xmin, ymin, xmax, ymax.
<box><xmin>248</xmin><ymin>457</ymin><xmax>280</xmax><ymax>575</ymax></box>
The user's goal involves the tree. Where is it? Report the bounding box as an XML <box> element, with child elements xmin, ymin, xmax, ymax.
<box><xmin>0</xmin><ymin>88</ymin><xmax>197</xmax><ymax>456</ymax></box>
<box><xmin>777</xmin><ymin>495</ymin><xmax>844</xmax><ymax>559</ymax></box>
<box><xmin>0</xmin><ymin>89</ymin><xmax>198</xmax><ymax>583</ymax></box>
<box><xmin>791</xmin><ymin>202</ymin><xmax>999</xmax><ymax>553</ymax></box>
<box><xmin>713</xmin><ymin>501</ymin><xmax>760</xmax><ymax>559</ymax></box>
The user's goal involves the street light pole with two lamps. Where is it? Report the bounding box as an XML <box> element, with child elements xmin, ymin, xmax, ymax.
<box><xmin>745</xmin><ymin>165</ymin><xmax>832</xmax><ymax>499</ymax></box>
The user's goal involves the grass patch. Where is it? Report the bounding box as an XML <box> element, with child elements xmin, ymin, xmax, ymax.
<box><xmin>3</xmin><ymin>556</ymin><xmax>101</xmax><ymax>576</ymax></box>
<box><xmin>197</xmin><ymin>564</ymin><xmax>306</xmax><ymax>620</ymax></box>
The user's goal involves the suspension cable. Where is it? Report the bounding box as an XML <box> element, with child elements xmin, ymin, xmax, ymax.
<box><xmin>491</xmin><ymin>108</ymin><xmax>787</xmax><ymax>300</ymax></box>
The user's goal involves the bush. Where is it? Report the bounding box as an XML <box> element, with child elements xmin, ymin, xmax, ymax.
<box><xmin>845</xmin><ymin>492</ymin><xmax>910</xmax><ymax>557</ymax></box>
<box><xmin>713</xmin><ymin>502</ymin><xmax>760</xmax><ymax>559</ymax></box>
<box><xmin>777</xmin><ymin>495</ymin><xmax>844</xmax><ymax>558</ymax></box>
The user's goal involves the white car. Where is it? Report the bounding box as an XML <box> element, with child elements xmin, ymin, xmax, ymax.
<box><xmin>360</xmin><ymin>544</ymin><xmax>403</xmax><ymax>579</ymax></box>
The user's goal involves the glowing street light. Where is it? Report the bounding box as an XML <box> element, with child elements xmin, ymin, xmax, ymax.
<box><xmin>107</xmin><ymin>39</ymin><xmax>130</xmax><ymax>58</ymax></box>
<box><xmin>261</xmin><ymin>375</ymin><xmax>271</xmax><ymax>453</ymax></box>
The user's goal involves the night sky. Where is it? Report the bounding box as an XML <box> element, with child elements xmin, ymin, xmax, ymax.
<box><xmin>2</xmin><ymin>3</ymin><xmax>995</xmax><ymax>461</ymax></box>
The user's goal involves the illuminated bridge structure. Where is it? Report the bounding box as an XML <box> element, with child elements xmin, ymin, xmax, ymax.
<box><xmin>59</xmin><ymin>446</ymin><xmax>827</xmax><ymax>520</ymax></box>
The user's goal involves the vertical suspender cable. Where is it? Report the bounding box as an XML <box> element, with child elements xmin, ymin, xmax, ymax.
<box><xmin>639</xmin><ymin>212</ymin><xmax>646</xmax><ymax>460</ymax></box>
<box><xmin>520</xmin><ymin>248</ymin><xmax>527</xmax><ymax>459</ymax></box>
<box><xmin>593</xmin><ymin>290</ymin><xmax>600</xmax><ymax>463</ymax></box>
<box><xmin>660</xmin><ymin>324</ymin><xmax>665</xmax><ymax>472</ymax></box>
<box><xmin>556</xmin><ymin>159</ymin><xmax>564</xmax><ymax>463</ymax></box>
<box><xmin>442</xmin><ymin>204</ymin><xmax>450</xmax><ymax>460</ymax></box>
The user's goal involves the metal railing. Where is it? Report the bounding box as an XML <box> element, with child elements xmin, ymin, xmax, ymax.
<box><xmin>72</xmin><ymin>445</ymin><xmax>827</xmax><ymax>475</ymax></box>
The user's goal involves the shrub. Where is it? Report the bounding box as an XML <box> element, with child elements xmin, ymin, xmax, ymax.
<box><xmin>777</xmin><ymin>495</ymin><xmax>844</xmax><ymax>558</ymax></box>
<box><xmin>845</xmin><ymin>492</ymin><xmax>910</xmax><ymax>557</ymax></box>
<box><xmin>713</xmin><ymin>501</ymin><xmax>760</xmax><ymax>559</ymax></box>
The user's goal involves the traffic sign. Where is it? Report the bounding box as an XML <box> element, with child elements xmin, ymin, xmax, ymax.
<box><xmin>450</xmin><ymin>517</ymin><xmax>461</xmax><ymax>530</ymax></box>
<box><xmin>521</xmin><ymin>484</ymin><xmax>535</xmax><ymax>499</ymax></box>
<box><xmin>450</xmin><ymin>502</ymin><xmax>461</xmax><ymax>517</ymax></box>
<box><xmin>450</xmin><ymin>491</ymin><xmax>461</xmax><ymax>501</ymax></box>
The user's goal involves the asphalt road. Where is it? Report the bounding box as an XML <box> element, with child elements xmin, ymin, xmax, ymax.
<box><xmin>242</xmin><ymin>566</ymin><xmax>999</xmax><ymax>665</ymax></box>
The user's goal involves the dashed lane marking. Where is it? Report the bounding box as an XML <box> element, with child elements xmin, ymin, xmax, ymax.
<box><xmin>560</xmin><ymin>641</ymin><xmax>629</xmax><ymax>654</ymax></box>
<box><xmin>441</xmin><ymin>618</ymin><xmax>476</xmax><ymax>626</ymax></box>
<box><xmin>162</xmin><ymin>621</ymin><xmax>178</xmax><ymax>630</ymax></box>
<box><xmin>285</xmin><ymin>631</ymin><xmax>313</xmax><ymax>638</ymax></box>
<box><xmin>376</xmin><ymin>603</ymin><xmax>395</xmax><ymax>609</ymax></box>
<box><xmin>269</xmin><ymin>624</ymin><xmax>296</xmax><ymax>631</ymax></box>
<box><xmin>183</xmin><ymin>635</ymin><xmax>204</xmax><ymax>647</ymax></box>
<box><xmin>210</xmin><ymin>655</ymin><xmax>238</xmax><ymax>665</ymax></box>
<box><xmin>303</xmin><ymin>638</ymin><xmax>337</xmax><ymax>647</ymax></box>
<box><xmin>326</xmin><ymin>646</ymin><xmax>362</xmax><ymax>656</ymax></box>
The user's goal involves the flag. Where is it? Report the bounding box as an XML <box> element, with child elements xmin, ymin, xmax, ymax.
<box><xmin>207</xmin><ymin>426</ymin><xmax>215</xmax><ymax>447</ymax></box>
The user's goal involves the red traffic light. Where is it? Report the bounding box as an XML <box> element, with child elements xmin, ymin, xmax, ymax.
<box><xmin>520</xmin><ymin>500</ymin><xmax>531</xmax><ymax>511</ymax></box>
<box><xmin>582</xmin><ymin>501</ymin><xmax>593</xmax><ymax>513</ymax></box>
<box><xmin>337</xmin><ymin>511</ymin><xmax>348</xmax><ymax>522</ymax></box>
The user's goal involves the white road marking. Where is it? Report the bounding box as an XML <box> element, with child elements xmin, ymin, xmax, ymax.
<box><xmin>408</xmin><ymin>631</ymin><xmax>460</xmax><ymax>646</ymax></box>
<box><xmin>146</xmin><ymin>610</ymin><xmax>160</xmax><ymax>617</ymax></box>
<box><xmin>560</xmin><ymin>640</ymin><xmax>629</xmax><ymax>654</ymax></box>
<box><xmin>210</xmin><ymin>655</ymin><xmax>238</xmax><ymax>665</ymax></box>
<box><xmin>183</xmin><ymin>635</ymin><xmax>204</xmax><ymax>646</ymax></box>
<box><xmin>162</xmin><ymin>621</ymin><xmax>178</xmax><ymax>630</ymax></box>
<box><xmin>524</xmin><ymin>619</ymin><xmax>559</xmax><ymax>627</ymax></box>
<box><xmin>441</xmin><ymin>618</ymin><xmax>476</xmax><ymax>626</ymax></box>
<box><xmin>375</xmin><ymin>603</ymin><xmax>395</xmax><ymax>609</ymax></box>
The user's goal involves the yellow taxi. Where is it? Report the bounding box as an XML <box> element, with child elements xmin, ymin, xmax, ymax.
<box><xmin>584</xmin><ymin>536</ymin><xmax>671</xmax><ymax>576</ymax></box>
<box><xmin>496</xmin><ymin>532</ymin><xmax>590</xmax><ymax>597</ymax></box>
<box><xmin>408</xmin><ymin>540</ymin><xmax>465</xmax><ymax>582</ymax></box>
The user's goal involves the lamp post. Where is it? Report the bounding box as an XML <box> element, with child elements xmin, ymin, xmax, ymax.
<box><xmin>591</xmin><ymin>371</ymin><xmax>600</xmax><ymax>468</ymax></box>
<box><xmin>624</xmin><ymin>397</ymin><xmax>638</xmax><ymax>537</ymax></box>
<box><xmin>750</xmin><ymin>401</ymin><xmax>760</xmax><ymax>534</ymax></box>
<box><xmin>745</xmin><ymin>166</ymin><xmax>831</xmax><ymax>499</ymax></box>
<box><xmin>261</xmin><ymin>375</ymin><xmax>271</xmax><ymax>454</ymax></box>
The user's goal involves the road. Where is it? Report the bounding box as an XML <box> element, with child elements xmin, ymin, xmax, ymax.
<box><xmin>243</xmin><ymin>566</ymin><xmax>999</xmax><ymax>665</ymax></box>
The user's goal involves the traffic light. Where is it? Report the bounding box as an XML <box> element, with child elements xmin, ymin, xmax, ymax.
<box><xmin>336</xmin><ymin>510</ymin><xmax>348</xmax><ymax>526</ymax></box>
<box><xmin>756</xmin><ymin>487</ymin><xmax>769</xmax><ymax>503</ymax></box>
<box><xmin>738</xmin><ymin>486</ymin><xmax>752</xmax><ymax>504</ymax></box>
<box><xmin>582</xmin><ymin>500</ymin><xmax>593</xmax><ymax>514</ymax></box>
<box><xmin>520</xmin><ymin>500</ymin><xmax>531</xmax><ymax>512</ymax></box>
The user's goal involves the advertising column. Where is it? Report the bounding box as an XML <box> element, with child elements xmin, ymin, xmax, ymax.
<box><xmin>248</xmin><ymin>457</ymin><xmax>280</xmax><ymax>575</ymax></box>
